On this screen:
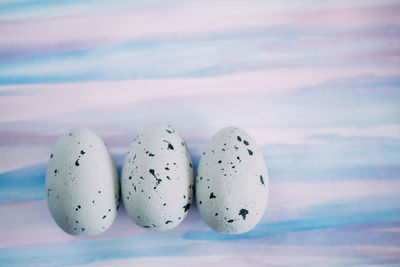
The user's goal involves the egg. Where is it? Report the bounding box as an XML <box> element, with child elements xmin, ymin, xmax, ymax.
<box><xmin>46</xmin><ymin>128</ymin><xmax>119</xmax><ymax>236</ymax></box>
<box><xmin>121</xmin><ymin>124</ymin><xmax>194</xmax><ymax>231</ymax></box>
<box><xmin>196</xmin><ymin>127</ymin><xmax>269</xmax><ymax>234</ymax></box>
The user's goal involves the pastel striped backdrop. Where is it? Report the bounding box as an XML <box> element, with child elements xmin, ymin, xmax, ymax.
<box><xmin>0</xmin><ymin>0</ymin><xmax>399</xmax><ymax>266</ymax></box>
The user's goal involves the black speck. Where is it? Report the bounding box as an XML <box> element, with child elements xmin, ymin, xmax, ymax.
<box><xmin>148</xmin><ymin>153</ymin><xmax>155</xmax><ymax>157</ymax></box>
<box><xmin>166</xmin><ymin>176</ymin><xmax>171</xmax><ymax>180</ymax></box>
<box><xmin>165</xmin><ymin>167</ymin><xmax>170</xmax><ymax>170</ymax></box>
<box><xmin>215</xmin><ymin>213</ymin><xmax>218</xmax><ymax>216</ymax></box>
<box><xmin>75</xmin><ymin>159</ymin><xmax>80</xmax><ymax>166</ymax></box>
<box><xmin>218</xmin><ymin>160</ymin><xmax>222</xmax><ymax>164</ymax></box>
<box><xmin>102</xmin><ymin>215</ymin><xmax>106</xmax><ymax>219</ymax></box>
<box><xmin>143</xmin><ymin>226</ymin><xmax>150</xmax><ymax>228</ymax></box>
<box><xmin>227</xmin><ymin>219</ymin><xmax>234</xmax><ymax>223</ymax></box>
<box><xmin>81</xmin><ymin>228</ymin><xmax>85</xmax><ymax>232</ymax></box>
<box><xmin>166</xmin><ymin>129</ymin><xmax>172</xmax><ymax>134</ymax></box>
<box><xmin>199</xmin><ymin>201</ymin><xmax>202</xmax><ymax>205</ymax></box>
<box><xmin>98</xmin><ymin>191</ymin><xmax>101</xmax><ymax>194</ymax></box>
<box><xmin>50</xmin><ymin>153</ymin><xmax>53</xmax><ymax>158</ymax></box>
<box><xmin>209</xmin><ymin>192</ymin><xmax>216</xmax><ymax>199</ymax></box>
<box><xmin>76</xmin><ymin>220</ymin><xmax>79</xmax><ymax>223</ymax></box>
<box><xmin>150</xmin><ymin>169</ymin><xmax>162</xmax><ymax>188</ymax></box>
<box><xmin>165</xmin><ymin>220</ymin><xmax>172</xmax><ymax>224</ymax></box>
<box><xmin>80</xmin><ymin>150</ymin><xmax>85</xmax><ymax>155</ymax></box>
<box><xmin>237</xmin><ymin>136</ymin><xmax>242</xmax><ymax>142</ymax></box>
<box><xmin>108</xmin><ymin>209</ymin><xmax>111</xmax><ymax>212</ymax></box>
<box><xmin>163</xmin><ymin>140</ymin><xmax>174</xmax><ymax>150</ymax></box>
<box><xmin>129</xmin><ymin>176</ymin><xmax>132</xmax><ymax>180</ymax></box>
<box><xmin>183</xmin><ymin>203</ymin><xmax>191</xmax><ymax>212</ymax></box>
<box><xmin>243</xmin><ymin>140</ymin><xmax>249</xmax><ymax>145</ymax></box>
<box><xmin>77</xmin><ymin>205</ymin><xmax>81</xmax><ymax>209</ymax></box>
<box><xmin>69</xmin><ymin>133</ymin><xmax>73</xmax><ymax>136</ymax></box>
<box><xmin>260</xmin><ymin>175</ymin><xmax>265</xmax><ymax>185</ymax></box>
<box><xmin>189</xmin><ymin>163</ymin><xmax>192</xmax><ymax>168</ymax></box>
<box><xmin>54</xmin><ymin>169</ymin><xmax>58</xmax><ymax>174</ymax></box>
<box><xmin>239</xmin><ymin>209</ymin><xmax>249</xmax><ymax>220</ymax></box>
<box><xmin>92</xmin><ymin>200</ymin><xmax>95</xmax><ymax>203</ymax></box>
<box><xmin>247</xmin><ymin>149</ymin><xmax>253</xmax><ymax>156</ymax></box>
<box><xmin>163</xmin><ymin>203</ymin><xmax>167</xmax><ymax>206</ymax></box>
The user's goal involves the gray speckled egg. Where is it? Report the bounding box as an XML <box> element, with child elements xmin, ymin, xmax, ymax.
<box><xmin>196</xmin><ymin>127</ymin><xmax>269</xmax><ymax>234</ymax></box>
<box><xmin>46</xmin><ymin>128</ymin><xmax>119</xmax><ymax>236</ymax></box>
<box><xmin>121</xmin><ymin>124</ymin><xmax>194</xmax><ymax>231</ymax></box>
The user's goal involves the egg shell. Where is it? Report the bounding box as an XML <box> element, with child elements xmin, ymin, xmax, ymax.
<box><xmin>46</xmin><ymin>128</ymin><xmax>119</xmax><ymax>236</ymax></box>
<box><xmin>121</xmin><ymin>124</ymin><xmax>194</xmax><ymax>231</ymax></box>
<box><xmin>196</xmin><ymin>127</ymin><xmax>269</xmax><ymax>234</ymax></box>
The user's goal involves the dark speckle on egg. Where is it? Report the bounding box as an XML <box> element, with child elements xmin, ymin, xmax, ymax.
<box><xmin>183</xmin><ymin>203</ymin><xmax>191</xmax><ymax>212</ymax></box>
<box><xmin>239</xmin><ymin>209</ymin><xmax>249</xmax><ymax>220</ymax></box>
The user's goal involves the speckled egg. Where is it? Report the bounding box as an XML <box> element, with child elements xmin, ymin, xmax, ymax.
<box><xmin>196</xmin><ymin>127</ymin><xmax>269</xmax><ymax>234</ymax></box>
<box><xmin>121</xmin><ymin>124</ymin><xmax>194</xmax><ymax>231</ymax></box>
<box><xmin>46</xmin><ymin>128</ymin><xmax>119</xmax><ymax>236</ymax></box>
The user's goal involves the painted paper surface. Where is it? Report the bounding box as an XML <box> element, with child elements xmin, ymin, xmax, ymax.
<box><xmin>0</xmin><ymin>1</ymin><xmax>399</xmax><ymax>266</ymax></box>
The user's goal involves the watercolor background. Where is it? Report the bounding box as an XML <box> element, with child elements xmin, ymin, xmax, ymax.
<box><xmin>0</xmin><ymin>0</ymin><xmax>400</xmax><ymax>266</ymax></box>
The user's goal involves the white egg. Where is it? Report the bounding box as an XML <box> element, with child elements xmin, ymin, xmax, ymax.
<box><xmin>46</xmin><ymin>128</ymin><xmax>119</xmax><ymax>236</ymax></box>
<box><xmin>121</xmin><ymin>124</ymin><xmax>194</xmax><ymax>231</ymax></box>
<box><xmin>196</xmin><ymin>127</ymin><xmax>269</xmax><ymax>234</ymax></box>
